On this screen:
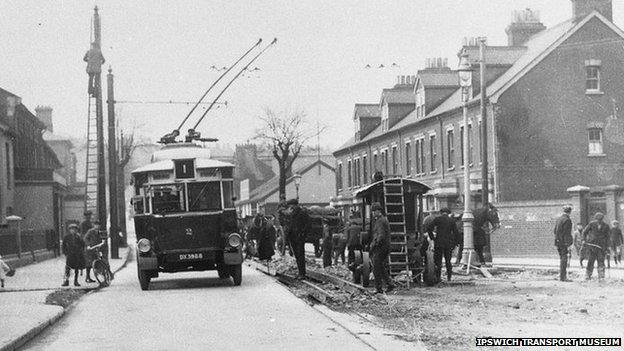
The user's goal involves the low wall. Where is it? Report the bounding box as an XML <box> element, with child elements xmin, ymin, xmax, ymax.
<box><xmin>491</xmin><ymin>200</ymin><xmax>567</xmax><ymax>258</ymax></box>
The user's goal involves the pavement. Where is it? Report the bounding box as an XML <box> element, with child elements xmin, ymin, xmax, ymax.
<box><xmin>0</xmin><ymin>246</ymin><xmax>131</xmax><ymax>351</ymax></box>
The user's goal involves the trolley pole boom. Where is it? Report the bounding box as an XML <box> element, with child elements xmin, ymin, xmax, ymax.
<box><xmin>160</xmin><ymin>39</ymin><xmax>262</xmax><ymax>144</ymax></box>
<box><xmin>187</xmin><ymin>38</ymin><xmax>277</xmax><ymax>140</ymax></box>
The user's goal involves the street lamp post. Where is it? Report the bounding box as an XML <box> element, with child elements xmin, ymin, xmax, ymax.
<box><xmin>458</xmin><ymin>50</ymin><xmax>477</xmax><ymax>270</ymax></box>
<box><xmin>293</xmin><ymin>173</ymin><xmax>302</xmax><ymax>200</ymax></box>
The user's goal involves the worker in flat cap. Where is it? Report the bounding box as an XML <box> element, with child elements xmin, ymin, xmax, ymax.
<box><xmin>370</xmin><ymin>202</ymin><xmax>395</xmax><ymax>294</ymax></box>
<box><xmin>553</xmin><ymin>205</ymin><xmax>573</xmax><ymax>281</ymax></box>
<box><xmin>286</xmin><ymin>198</ymin><xmax>309</xmax><ymax>279</ymax></box>
<box><xmin>582</xmin><ymin>212</ymin><xmax>610</xmax><ymax>281</ymax></box>
<box><xmin>62</xmin><ymin>223</ymin><xmax>85</xmax><ymax>287</ymax></box>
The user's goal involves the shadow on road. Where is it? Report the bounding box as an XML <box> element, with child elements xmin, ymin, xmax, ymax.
<box><xmin>146</xmin><ymin>274</ymin><xmax>243</xmax><ymax>291</ymax></box>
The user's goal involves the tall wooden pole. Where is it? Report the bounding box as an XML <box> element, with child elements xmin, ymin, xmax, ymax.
<box><xmin>107</xmin><ymin>67</ymin><xmax>119</xmax><ymax>259</ymax></box>
<box><xmin>93</xmin><ymin>7</ymin><xmax>107</xmax><ymax>246</ymax></box>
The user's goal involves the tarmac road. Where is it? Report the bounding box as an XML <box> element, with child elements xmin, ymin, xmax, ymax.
<box><xmin>19</xmin><ymin>260</ymin><xmax>377</xmax><ymax>351</ymax></box>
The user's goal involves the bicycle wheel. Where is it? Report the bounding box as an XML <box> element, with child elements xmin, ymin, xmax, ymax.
<box><xmin>93</xmin><ymin>260</ymin><xmax>110</xmax><ymax>287</ymax></box>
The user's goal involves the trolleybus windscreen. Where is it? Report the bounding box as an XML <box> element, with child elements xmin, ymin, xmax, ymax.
<box><xmin>151</xmin><ymin>184</ymin><xmax>185</xmax><ymax>213</ymax></box>
<box><xmin>188</xmin><ymin>182</ymin><xmax>221</xmax><ymax>211</ymax></box>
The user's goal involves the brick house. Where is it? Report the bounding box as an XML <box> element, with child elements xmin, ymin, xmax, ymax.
<box><xmin>333</xmin><ymin>1</ymin><xmax>624</xmax><ymax>257</ymax></box>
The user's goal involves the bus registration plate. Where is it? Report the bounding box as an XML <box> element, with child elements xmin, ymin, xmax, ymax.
<box><xmin>179</xmin><ymin>253</ymin><xmax>203</xmax><ymax>260</ymax></box>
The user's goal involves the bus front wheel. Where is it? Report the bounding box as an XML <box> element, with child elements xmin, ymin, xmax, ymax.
<box><xmin>137</xmin><ymin>268</ymin><xmax>151</xmax><ymax>291</ymax></box>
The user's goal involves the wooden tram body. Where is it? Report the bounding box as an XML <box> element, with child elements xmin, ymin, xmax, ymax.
<box><xmin>131</xmin><ymin>142</ymin><xmax>243</xmax><ymax>290</ymax></box>
<box><xmin>352</xmin><ymin>177</ymin><xmax>435</xmax><ymax>287</ymax></box>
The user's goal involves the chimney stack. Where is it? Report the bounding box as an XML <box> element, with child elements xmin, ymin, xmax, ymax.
<box><xmin>505</xmin><ymin>8</ymin><xmax>546</xmax><ymax>46</ymax></box>
<box><xmin>35</xmin><ymin>105</ymin><xmax>53</xmax><ymax>132</ymax></box>
<box><xmin>571</xmin><ymin>0</ymin><xmax>612</xmax><ymax>21</ymax></box>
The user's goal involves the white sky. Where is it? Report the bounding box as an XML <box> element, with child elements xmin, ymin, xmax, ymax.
<box><xmin>1</xmin><ymin>1</ymin><xmax>622</xmax><ymax>148</ymax></box>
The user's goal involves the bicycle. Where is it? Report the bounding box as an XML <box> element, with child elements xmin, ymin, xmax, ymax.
<box><xmin>88</xmin><ymin>240</ymin><xmax>114</xmax><ymax>287</ymax></box>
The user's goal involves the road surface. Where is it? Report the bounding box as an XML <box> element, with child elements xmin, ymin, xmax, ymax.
<box><xmin>20</xmin><ymin>260</ymin><xmax>376</xmax><ymax>351</ymax></box>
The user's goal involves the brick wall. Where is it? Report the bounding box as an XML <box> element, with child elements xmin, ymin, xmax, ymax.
<box><xmin>491</xmin><ymin>200</ymin><xmax>567</xmax><ymax>257</ymax></box>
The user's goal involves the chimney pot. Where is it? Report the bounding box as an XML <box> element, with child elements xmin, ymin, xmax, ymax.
<box><xmin>35</xmin><ymin>105</ymin><xmax>53</xmax><ymax>132</ymax></box>
<box><xmin>571</xmin><ymin>0</ymin><xmax>612</xmax><ymax>21</ymax></box>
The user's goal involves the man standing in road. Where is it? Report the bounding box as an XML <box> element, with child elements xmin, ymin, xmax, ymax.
<box><xmin>287</xmin><ymin>199</ymin><xmax>309</xmax><ymax>279</ymax></box>
<box><xmin>370</xmin><ymin>202</ymin><xmax>395</xmax><ymax>294</ymax></box>
<box><xmin>62</xmin><ymin>224</ymin><xmax>85</xmax><ymax>287</ymax></box>
<box><xmin>554</xmin><ymin>205</ymin><xmax>573</xmax><ymax>281</ymax></box>
<box><xmin>346</xmin><ymin>218</ymin><xmax>362</xmax><ymax>269</ymax></box>
<box><xmin>427</xmin><ymin>207</ymin><xmax>458</xmax><ymax>282</ymax></box>
<box><xmin>582</xmin><ymin>212</ymin><xmax>611</xmax><ymax>281</ymax></box>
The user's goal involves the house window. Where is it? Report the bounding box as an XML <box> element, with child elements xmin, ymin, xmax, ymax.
<box><xmin>468</xmin><ymin>124</ymin><xmax>474</xmax><ymax>165</ymax></box>
<box><xmin>586</xmin><ymin>66</ymin><xmax>600</xmax><ymax>92</ymax></box>
<box><xmin>355</xmin><ymin>158</ymin><xmax>361</xmax><ymax>187</ymax></box>
<box><xmin>478</xmin><ymin>120</ymin><xmax>482</xmax><ymax>163</ymax></box>
<box><xmin>588</xmin><ymin>128</ymin><xmax>604</xmax><ymax>155</ymax></box>
<box><xmin>362</xmin><ymin>155</ymin><xmax>368</xmax><ymax>185</ymax></box>
<box><xmin>447</xmin><ymin>129</ymin><xmax>454</xmax><ymax>169</ymax></box>
<box><xmin>381</xmin><ymin>104</ymin><xmax>389</xmax><ymax>131</ymax></box>
<box><xmin>391</xmin><ymin>146</ymin><xmax>398</xmax><ymax>175</ymax></box>
<box><xmin>347</xmin><ymin>160</ymin><xmax>352</xmax><ymax>188</ymax></box>
<box><xmin>373</xmin><ymin>153</ymin><xmax>378</xmax><ymax>172</ymax></box>
<box><xmin>6</xmin><ymin>143</ymin><xmax>11</xmax><ymax>190</ymax></box>
<box><xmin>460</xmin><ymin>126</ymin><xmax>465</xmax><ymax>166</ymax></box>
<box><xmin>429</xmin><ymin>134</ymin><xmax>437</xmax><ymax>172</ymax></box>
<box><xmin>382</xmin><ymin>150</ymin><xmax>388</xmax><ymax>175</ymax></box>
<box><xmin>337</xmin><ymin>163</ymin><xmax>343</xmax><ymax>190</ymax></box>
<box><xmin>416</xmin><ymin>138</ymin><xmax>425</xmax><ymax>174</ymax></box>
<box><xmin>405</xmin><ymin>143</ymin><xmax>411</xmax><ymax>176</ymax></box>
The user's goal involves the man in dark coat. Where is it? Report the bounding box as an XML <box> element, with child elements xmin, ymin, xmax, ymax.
<box><xmin>582</xmin><ymin>212</ymin><xmax>610</xmax><ymax>281</ymax></box>
<box><xmin>346</xmin><ymin>219</ymin><xmax>363</xmax><ymax>269</ymax></box>
<box><xmin>610</xmin><ymin>220</ymin><xmax>622</xmax><ymax>265</ymax></box>
<box><xmin>427</xmin><ymin>207</ymin><xmax>459</xmax><ymax>282</ymax></box>
<box><xmin>83</xmin><ymin>221</ymin><xmax>102</xmax><ymax>283</ymax></box>
<box><xmin>62</xmin><ymin>224</ymin><xmax>85</xmax><ymax>287</ymax></box>
<box><xmin>257</xmin><ymin>216</ymin><xmax>276</xmax><ymax>261</ymax></box>
<box><xmin>79</xmin><ymin>210</ymin><xmax>93</xmax><ymax>238</ymax></box>
<box><xmin>84</xmin><ymin>42</ymin><xmax>106</xmax><ymax>96</ymax></box>
<box><xmin>553</xmin><ymin>205</ymin><xmax>573</xmax><ymax>281</ymax></box>
<box><xmin>287</xmin><ymin>199</ymin><xmax>309</xmax><ymax>278</ymax></box>
<box><xmin>370</xmin><ymin>202</ymin><xmax>395</xmax><ymax>294</ymax></box>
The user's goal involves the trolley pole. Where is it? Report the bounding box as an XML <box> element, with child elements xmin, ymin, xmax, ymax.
<box><xmin>107</xmin><ymin>67</ymin><xmax>119</xmax><ymax>259</ymax></box>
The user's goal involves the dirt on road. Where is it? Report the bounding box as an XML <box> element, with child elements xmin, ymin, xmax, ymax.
<box><xmin>350</xmin><ymin>268</ymin><xmax>624</xmax><ymax>350</ymax></box>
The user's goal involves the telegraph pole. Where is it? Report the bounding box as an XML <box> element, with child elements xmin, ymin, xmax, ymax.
<box><xmin>93</xmin><ymin>7</ymin><xmax>107</xmax><ymax>237</ymax></box>
<box><xmin>107</xmin><ymin>67</ymin><xmax>119</xmax><ymax>259</ymax></box>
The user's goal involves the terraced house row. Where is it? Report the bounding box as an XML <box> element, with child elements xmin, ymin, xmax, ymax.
<box><xmin>332</xmin><ymin>0</ymin><xmax>624</xmax><ymax>257</ymax></box>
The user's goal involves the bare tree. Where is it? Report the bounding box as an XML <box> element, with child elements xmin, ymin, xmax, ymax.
<box><xmin>116</xmin><ymin>128</ymin><xmax>137</xmax><ymax>247</ymax></box>
<box><xmin>255</xmin><ymin>107</ymin><xmax>324</xmax><ymax>200</ymax></box>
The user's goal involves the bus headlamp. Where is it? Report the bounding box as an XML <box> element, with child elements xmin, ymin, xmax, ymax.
<box><xmin>227</xmin><ymin>233</ymin><xmax>242</xmax><ymax>248</ymax></box>
<box><xmin>137</xmin><ymin>238</ymin><xmax>152</xmax><ymax>253</ymax></box>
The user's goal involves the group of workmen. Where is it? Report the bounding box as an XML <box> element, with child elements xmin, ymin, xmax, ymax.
<box><xmin>554</xmin><ymin>205</ymin><xmax>623</xmax><ymax>281</ymax></box>
<box><xmin>61</xmin><ymin>211</ymin><xmax>106</xmax><ymax>287</ymax></box>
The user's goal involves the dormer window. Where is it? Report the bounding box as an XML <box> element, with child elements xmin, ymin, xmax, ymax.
<box><xmin>415</xmin><ymin>85</ymin><xmax>425</xmax><ymax>119</ymax></box>
<box><xmin>585</xmin><ymin>59</ymin><xmax>602</xmax><ymax>94</ymax></box>
<box><xmin>381</xmin><ymin>103</ymin><xmax>389</xmax><ymax>131</ymax></box>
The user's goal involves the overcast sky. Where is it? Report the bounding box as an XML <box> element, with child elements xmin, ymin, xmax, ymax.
<box><xmin>1</xmin><ymin>1</ymin><xmax>622</xmax><ymax>149</ymax></box>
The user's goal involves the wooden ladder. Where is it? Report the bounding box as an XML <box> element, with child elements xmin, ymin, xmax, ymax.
<box><xmin>383</xmin><ymin>178</ymin><xmax>410</xmax><ymax>287</ymax></box>
<box><xmin>83</xmin><ymin>96</ymin><xmax>98</xmax><ymax>216</ymax></box>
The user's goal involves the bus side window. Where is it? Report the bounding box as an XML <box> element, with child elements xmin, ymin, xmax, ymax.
<box><xmin>133</xmin><ymin>196</ymin><xmax>145</xmax><ymax>214</ymax></box>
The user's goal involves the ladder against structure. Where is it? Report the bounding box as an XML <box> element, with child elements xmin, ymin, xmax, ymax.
<box><xmin>84</xmin><ymin>96</ymin><xmax>98</xmax><ymax>215</ymax></box>
<box><xmin>383</xmin><ymin>178</ymin><xmax>411</xmax><ymax>284</ymax></box>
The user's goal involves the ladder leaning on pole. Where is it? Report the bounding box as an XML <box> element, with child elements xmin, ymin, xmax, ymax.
<box><xmin>83</xmin><ymin>96</ymin><xmax>99</xmax><ymax>215</ymax></box>
<box><xmin>383</xmin><ymin>178</ymin><xmax>411</xmax><ymax>287</ymax></box>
